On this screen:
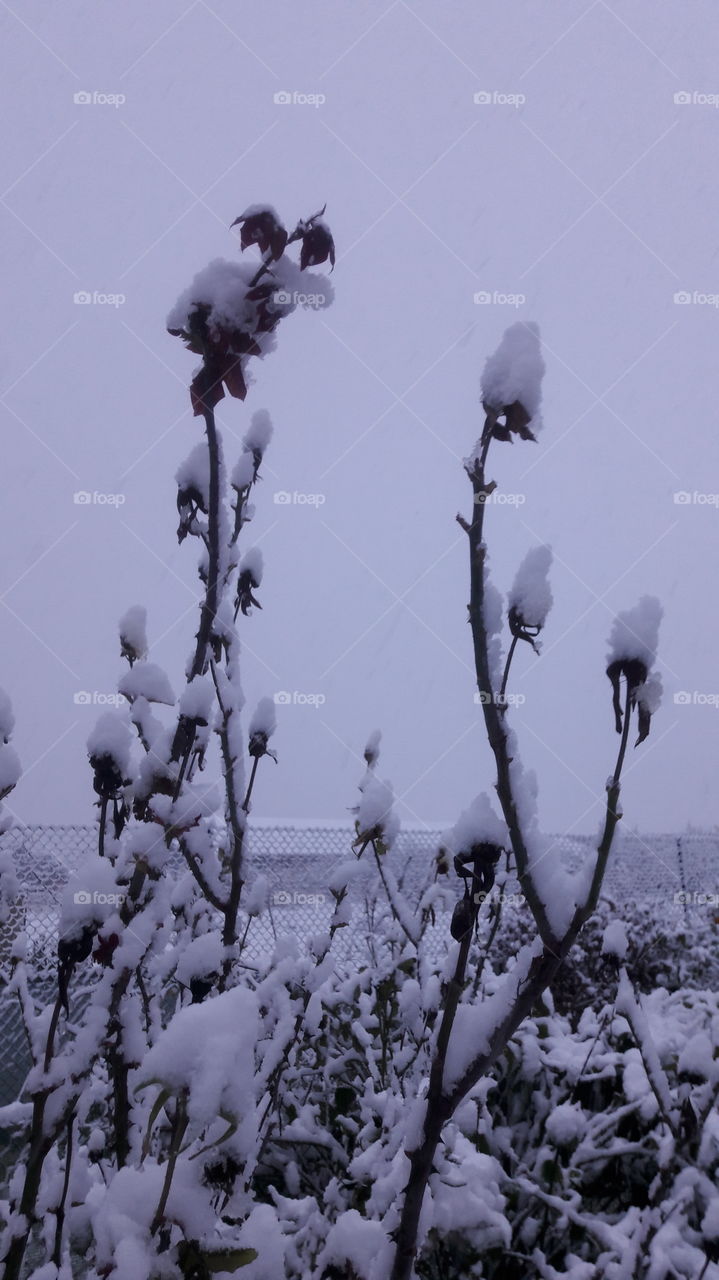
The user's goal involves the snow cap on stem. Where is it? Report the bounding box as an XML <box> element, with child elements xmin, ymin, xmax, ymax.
<box><xmin>232</xmin><ymin>411</ymin><xmax>274</xmax><ymax>500</ymax></box>
<box><xmin>87</xmin><ymin>712</ymin><xmax>132</xmax><ymax>798</ymax></box>
<box><xmin>480</xmin><ymin>321</ymin><xmax>545</xmax><ymax>443</ymax></box>
<box><xmin>248</xmin><ymin>696</ymin><xmax>277</xmax><ymax>761</ymax></box>
<box><xmin>508</xmin><ymin>545</ymin><xmax>553</xmax><ymax>650</ymax></box>
<box><xmin>606</xmin><ymin>596</ymin><xmax>663</xmax><ymax>744</ymax></box>
<box><xmin>119</xmin><ymin>605</ymin><xmax>148</xmax><ymax>667</ymax></box>
<box><xmin>244</xmin><ymin>408</ymin><xmax>273</xmax><ymax>461</ymax></box>
<box><xmin>119</xmin><ymin>663</ymin><xmax>175</xmax><ymax>707</ymax></box>
<box><xmin>236</xmin><ymin>548</ymin><xmax>264</xmax><ymax>617</ymax></box>
<box><xmin>364</xmin><ymin>728</ymin><xmax>382</xmax><ymax>768</ymax></box>
<box><xmin>354</xmin><ymin>766</ymin><xmax>399</xmax><ymax>850</ymax></box>
<box><xmin>444</xmin><ymin>792</ymin><xmax>508</xmax><ymax>858</ymax></box>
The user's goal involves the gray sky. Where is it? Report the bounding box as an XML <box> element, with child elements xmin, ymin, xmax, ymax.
<box><xmin>1</xmin><ymin>0</ymin><xmax>717</xmax><ymax>836</ymax></box>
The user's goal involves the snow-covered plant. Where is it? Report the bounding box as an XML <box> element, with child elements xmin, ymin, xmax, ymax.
<box><xmin>387</xmin><ymin>322</ymin><xmax>668</xmax><ymax>1280</ymax></box>
<box><xmin>0</xmin><ymin>204</ymin><xmax>337</xmax><ymax>1280</ymax></box>
<box><xmin>1</xmin><ymin>296</ymin><xmax>706</xmax><ymax>1280</ymax></box>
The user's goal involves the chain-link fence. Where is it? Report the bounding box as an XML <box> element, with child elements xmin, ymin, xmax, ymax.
<box><xmin>1</xmin><ymin>823</ymin><xmax>717</xmax><ymax>1105</ymax></box>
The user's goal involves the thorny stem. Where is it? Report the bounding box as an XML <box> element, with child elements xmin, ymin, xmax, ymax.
<box><xmin>177</xmin><ymin>831</ymin><xmax>225</xmax><ymax>912</ymax></box>
<box><xmin>580</xmin><ymin>682</ymin><xmax>632</xmax><ymax>921</ymax></box>
<box><xmin>190</xmin><ymin>403</ymin><xmax>221</xmax><ymax>683</ymax></box>
<box><xmin>150</xmin><ymin>1097</ymin><xmax>189</xmax><ymax>1237</ymax></box>
<box><xmin>370</xmin><ymin>838</ymin><xmax>417</xmax><ymax>949</ymax></box>
<box><xmin>108</xmin><ymin>1013</ymin><xmax>131</xmax><ymax>1168</ymax></box>
<box><xmin>471</xmin><ymin>891</ymin><xmax>504</xmax><ymax>998</ymax></box>
<box><xmin>51</xmin><ymin>1112</ymin><xmax>74</xmax><ymax>1267</ymax></box>
<box><xmin>98</xmin><ymin>794</ymin><xmax>109</xmax><ymax>859</ymax></box>
<box><xmin>2</xmin><ymin>989</ymin><xmax>74</xmax><ymax>1280</ymax></box>
<box><xmin>171</xmin><ymin>395</ymin><xmax>222</xmax><ymax>797</ymax></box>
<box><xmin>242</xmin><ymin>756</ymin><xmax>261</xmax><ymax>814</ymax></box>
<box><xmin>463</xmin><ymin>426</ymin><xmax>558</xmax><ymax>951</ymax></box>
<box><xmin>389</xmin><ymin>930</ymin><xmax>474</xmax><ymax>1280</ymax></box>
<box><xmin>209</xmin><ymin>659</ymin><xmax>249</xmax><ymax>987</ymax></box>
<box><xmin>498</xmin><ymin>634</ymin><xmax>519</xmax><ymax>704</ymax></box>
<box><xmin>390</xmin><ymin>419</ymin><xmax>639</xmax><ymax>1280</ymax></box>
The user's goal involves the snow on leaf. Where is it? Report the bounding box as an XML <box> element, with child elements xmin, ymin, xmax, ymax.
<box><xmin>481</xmin><ymin>322</ymin><xmax>545</xmax><ymax>437</ymax></box>
<box><xmin>606</xmin><ymin>595</ymin><xmax>663</xmax><ymax>671</ymax></box>
<box><xmin>601</xmin><ymin>919</ymin><xmax>628</xmax><ymax>961</ymax></box>
<box><xmin>508</xmin><ymin>545</ymin><xmax>553</xmax><ymax>631</ymax></box>
<box><xmin>136</xmin><ymin>985</ymin><xmax>260</xmax><ymax>1137</ymax></box>
<box><xmin>119</xmin><ymin>662</ymin><xmax>175</xmax><ymax>707</ymax></box>
<box><xmin>118</xmin><ymin>604</ymin><xmax>148</xmax><ymax>665</ymax></box>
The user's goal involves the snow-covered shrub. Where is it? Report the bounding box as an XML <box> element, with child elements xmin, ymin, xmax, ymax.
<box><xmin>1</xmin><ymin>294</ymin><xmax>708</xmax><ymax>1280</ymax></box>
<box><xmin>0</xmin><ymin>204</ymin><xmax>341</xmax><ymax>1280</ymax></box>
<box><xmin>488</xmin><ymin>894</ymin><xmax>719</xmax><ymax>1021</ymax></box>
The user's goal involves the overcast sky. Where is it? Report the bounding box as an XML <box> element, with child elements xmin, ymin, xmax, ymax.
<box><xmin>1</xmin><ymin>0</ymin><xmax>718</xmax><ymax>838</ymax></box>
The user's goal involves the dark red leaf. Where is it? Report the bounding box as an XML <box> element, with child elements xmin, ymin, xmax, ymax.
<box><xmin>299</xmin><ymin>224</ymin><xmax>335</xmax><ymax>271</ymax></box>
<box><xmin>234</xmin><ymin>209</ymin><xmax>287</xmax><ymax>260</ymax></box>
<box><xmin>222</xmin><ymin>359</ymin><xmax>247</xmax><ymax>401</ymax></box>
<box><xmin>190</xmin><ymin>365</ymin><xmax>225</xmax><ymax>417</ymax></box>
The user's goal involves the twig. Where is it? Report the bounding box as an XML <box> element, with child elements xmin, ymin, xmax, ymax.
<box><xmin>150</xmin><ymin>1096</ymin><xmax>188</xmax><ymax>1236</ymax></box>
<box><xmin>51</xmin><ymin>1112</ymin><xmax>74</xmax><ymax>1267</ymax></box>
